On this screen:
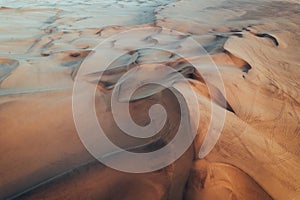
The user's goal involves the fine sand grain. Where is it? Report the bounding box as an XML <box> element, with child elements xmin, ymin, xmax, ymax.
<box><xmin>0</xmin><ymin>0</ymin><xmax>299</xmax><ymax>199</ymax></box>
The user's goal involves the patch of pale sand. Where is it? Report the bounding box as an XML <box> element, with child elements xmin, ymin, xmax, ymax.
<box><xmin>0</xmin><ymin>60</ymin><xmax>74</xmax><ymax>92</ymax></box>
<box><xmin>0</xmin><ymin>8</ymin><xmax>60</xmax><ymax>54</ymax></box>
<box><xmin>1</xmin><ymin>0</ymin><xmax>300</xmax><ymax>199</ymax></box>
<box><xmin>155</xmin><ymin>0</ymin><xmax>246</xmax><ymax>34</ymax></box>
<box><xmin>155</xmin><ymin>0</ymin><xmax>300</xmax><ymax>35</ymax></box>
<box><xmin>0</xmin><ymin>58</ymin><xmax>19</xmax><ymax>83</ymax></box>
<box><xmin>0</xmin><ymin>5</ymin><xmax>167</xmax><ymax>94</ymax></box>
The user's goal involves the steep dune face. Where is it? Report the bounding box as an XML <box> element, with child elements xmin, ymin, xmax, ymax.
<box><xmin>0</xmin><ymin>0</ymin><xmax>300</xmax><ymax>199</ymax></box>
<box><xmin>155</xmin><ymin>0</ymin><xmax>300</xmax><ymax>199</ymax></box>
<box><xmin>0</xmin><ymin>91</ymin><xmax>93</xmax><ymax>198</ymax></box>
<box><xmin>186</xmin><ymin>160</ymin><xmax>273</xmax><ymax>200</ymax></box>
<box><xmin>0</xmin><ymin>83</ymin><xmax>195</xmax><ymax>200</ymax></box>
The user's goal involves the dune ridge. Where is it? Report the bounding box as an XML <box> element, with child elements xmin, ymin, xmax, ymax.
<box><xmin>0</xmin><ymin>0</ymin><xmax>299</xmax><ymax>199</ymax></box>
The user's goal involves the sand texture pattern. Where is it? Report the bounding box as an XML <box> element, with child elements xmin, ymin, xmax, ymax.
<box><xmin>0</xmin><ymin>0</ymin><xmax>299</xmax><ymax>199</ymax></box>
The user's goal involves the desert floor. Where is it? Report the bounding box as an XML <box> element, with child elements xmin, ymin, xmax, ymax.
<box><xmin>0</xmin><ymin>0</ymin><xmax>299</xmax><ymax>199</ymax></box>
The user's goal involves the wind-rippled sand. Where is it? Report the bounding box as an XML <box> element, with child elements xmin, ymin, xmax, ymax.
<box><xmin>0</xmin><ymin>0</ymin><xmax>299</xmax><ymax>199</ymax></box>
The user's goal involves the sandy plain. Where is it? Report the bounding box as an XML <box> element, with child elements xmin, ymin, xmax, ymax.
<box><xmin>0</xmin><ymin>0</ymin><xmax>299</xmax><ymax>199</ymax></box>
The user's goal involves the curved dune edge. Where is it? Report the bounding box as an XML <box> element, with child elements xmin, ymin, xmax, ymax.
<box><xmin>186</xmin><ymin>160</ymin><xmax>272</xmax><ymax>200</ymax></box>
<box><xmin>0</xmin><ymin>58</ymin><xmax>19</xmax><ymax>83</ymax></box>
<box><xmin>1</xmin><ymin>0</ymin><xmax>300</xmax><ymax>199</ymax></box>
<box><xmin>156</xmin><ymin>0</ymin><xmax>300</xmax><ymax>199</ymax></box>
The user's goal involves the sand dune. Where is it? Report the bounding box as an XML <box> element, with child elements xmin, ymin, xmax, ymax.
<box><xmin>0</xmin><ymin>0</ymin><xmax>300</xmax><ymax>199</ymax></box>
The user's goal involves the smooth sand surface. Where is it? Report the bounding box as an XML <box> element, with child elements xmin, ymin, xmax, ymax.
<box><xmin>1</xmin><ymin>0</ymin><xmax>300</xmax><ymax>199</ymax></box>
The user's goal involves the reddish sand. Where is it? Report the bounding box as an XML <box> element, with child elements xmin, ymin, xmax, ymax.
<box><xmin>0</xmin><ymin>0</ymin><xmax>300</xmax><ymax>199</ymax></box>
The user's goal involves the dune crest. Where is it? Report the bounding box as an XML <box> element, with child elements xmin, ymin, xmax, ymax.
<box><xmin>1</xmin><ymin>0</ymin><xmax>299</xmax><ymax>199</ymax></box>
